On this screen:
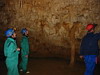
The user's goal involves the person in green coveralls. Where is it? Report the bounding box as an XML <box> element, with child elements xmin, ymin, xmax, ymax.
<box><xmin>4</xmin><ymin>28</ymin><xmax>20</xmax><ymax>75</ymax></box>
<box><xmin>19</xmin><ymin>28</ymin><xmax>30</xmax><ymax>74</ymax></box>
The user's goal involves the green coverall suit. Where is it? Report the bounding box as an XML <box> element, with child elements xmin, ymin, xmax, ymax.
<box><xmin>19</xmin><ymin>36</ymin><xmax>29</xmax><ymax>72</ymax></box>
<box><xmin>4</xmin><ymin>38</ymin><xmax>19</xmax><ymax>75</ymax></box>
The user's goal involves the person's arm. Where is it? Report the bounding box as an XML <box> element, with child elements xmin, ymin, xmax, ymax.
<box><xmin>6</xmin><ymin>42</ymin><xmax>19</xmax><ymax>58</ymax></box>
<box><xmin>21</xmin><ymin>38</ymin><xmax>29</xmax><ymax>56</ymax></box>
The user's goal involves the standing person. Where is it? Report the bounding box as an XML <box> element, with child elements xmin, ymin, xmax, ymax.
<box><xmin>4</xmin><ymin>28</ymin><xmax>20</xmax><ymax>75</ymax></box>
<box><xmin>80</xmin><ymin>24</ymin><xmax>100</xmax><ymax>75</ymax></box>
<box><xmin>19</xmin><ymin>28</ymin><xmax>30</xmax><ymax>73</ymax></box>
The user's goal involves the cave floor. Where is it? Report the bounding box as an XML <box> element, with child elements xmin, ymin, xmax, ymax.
<box><xmin>0</xmin><ymin>58</ymin><xmax>100</xmax><ymax>75</ymax></box>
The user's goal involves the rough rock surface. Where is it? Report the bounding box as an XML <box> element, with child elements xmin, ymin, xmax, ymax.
<box><xmin>0</xmin><ymin>0</ymin><xmax>100</xmax><ymax>58</ymax></box>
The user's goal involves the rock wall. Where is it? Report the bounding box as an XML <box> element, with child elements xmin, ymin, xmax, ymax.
<box><xmin>0</xmin><ymin>0</ymin><xmax>100</xmax><ymax>58</ymax></box>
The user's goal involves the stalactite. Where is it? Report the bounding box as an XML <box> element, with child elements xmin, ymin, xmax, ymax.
<box><xmin>19</xmin><ymin>0</ymin><xmax>23</xmax><ymax>8</ymax></box>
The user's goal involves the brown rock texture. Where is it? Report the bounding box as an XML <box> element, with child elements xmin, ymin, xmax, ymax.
<box><xmin>0</xmin><ymin>0</ymin><xmax>100</xmax><ymax>61</ymax></box>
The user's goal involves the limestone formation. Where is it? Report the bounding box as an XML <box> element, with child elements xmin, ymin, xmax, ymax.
<box><xmin>0</xmin><ymin>0</ymin><xmax>100</xmax><ymax>64</ymax></box>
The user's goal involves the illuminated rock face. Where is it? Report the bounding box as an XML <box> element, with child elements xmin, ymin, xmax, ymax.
<box><xmin>0</xmin><ymin>0</ymin><xmax>100</xmax><ymax>58</ymax></box>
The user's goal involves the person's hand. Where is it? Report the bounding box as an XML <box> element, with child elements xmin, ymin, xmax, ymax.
<box><xmin>25</xmin><ymin>55</ymin><xmax>28</xmax><ymax>58</ymax></box>
<box><xmin>17</xmin><ymin>48</ymin><xmax>20</xmax><ymax>51</ymax></box>
<box><xmin>80</xmin><ymin>56</ymin><xmax>83</xmax><ymax>59</ymax></box>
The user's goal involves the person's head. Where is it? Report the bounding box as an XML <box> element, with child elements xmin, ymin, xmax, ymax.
<box><xmin>86</xmin><ymin>24</ymin><xmax>97</xmax><ymax>32</ymax></box>
<box><xmin>21</xmin><ymin>28</ymin><xmax>28</xmax><ymax>36</ymax></box>
<box><xmin>5</xmin><ymin>28</ymin><xmax>16</xmax><ymax>38</ymax></box>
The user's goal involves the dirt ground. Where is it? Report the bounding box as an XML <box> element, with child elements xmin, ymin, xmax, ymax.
<box><xmin>0</xmin><ymin>58</ymin><xmax>100</xmax><ymax>75</ymax></box>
